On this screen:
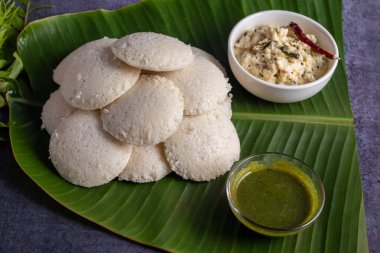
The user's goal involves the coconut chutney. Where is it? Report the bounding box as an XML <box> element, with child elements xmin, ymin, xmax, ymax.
<box><xmin>234</xmin><ymin>25</ymin><xmax>328</xmax><ymax>85</ymax></box>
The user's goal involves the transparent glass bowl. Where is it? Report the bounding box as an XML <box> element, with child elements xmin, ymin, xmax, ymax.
<box><xmin>226</xmin><ymin>153</ymin><xmax>325</xmax><ymax>236</ymax></box>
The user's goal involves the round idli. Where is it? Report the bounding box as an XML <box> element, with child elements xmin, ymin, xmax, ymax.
<box><xmin>118</xmin><ymin>143</ymin><xmax>171</xmax><ymax>183</ymax></box>
<box><xmin>111</xmin><ymin>32</ymin><xmax>194</xmax><ymax>71</ymax></box>
<box><xmin>101</xmin><ymin>75</ymin><xmax>184</xmax><ymax>146</ymax></box>
<box><xmin>53</xmin><ymin>37</ymin><xmax>116</xmax><ymax>85</ymax></box>
<box><xmin>41</xmin><ymin>90</ymin><xmax>77</xmax><ymax>135</ymax></box>
<box><xmin>191</xmin><ymin>47</ymin><xmax>227</xmax><ymax>77</ymax></box>
<box><xmin>53</xmin><ymin>55</ymin><xmax>70</xmax><ymax>85</ymax></box>
<box><xmin>58</xmin><ymin>38</ymin><xmax>141</xmax><ymax>110</ymax></box>
<box><xmin>164</xmin><ymin>114</ymin><xmax>240</xmax><ymax>181</ymax></box>
<box><xmin>160</xmin><ymin>57</ymin><xmax>231</xmax><ymax>116</ymax></box>
<box><xmin>49</xmin><ymin>110</ymin><xmax>133</xmax><ymax>187</ymax></box>
<box><xmin>213</xmin><ymin>94</ymin><xmax>233</xmax><ymax>119</ymax></box>
<box><xmin>186</xmin><ymin>94</ymin><xmax>233</xmax><ymax>119</ymax></box>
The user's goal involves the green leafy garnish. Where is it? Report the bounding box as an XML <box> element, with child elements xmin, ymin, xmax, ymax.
<box><xmin>0</xmin><ymin>0</ymin><xmax>53</xmax><ymax>105</ymax></box>
<box><xmin>0</xmin><ymin>120</ymin><xmax>15</xmax><ymax>127</ymax></box>
<box><xmin>280</xmin><ymin>46</ymin><xmax>300</xmax><ymax>59</ymax></box>
<box><xmin>261</xmin><ymin>40</ymin><xmax>272</xmax><ymax>49</ymax></box>
<box><xmin>0</xmin><ymin>0</ymin><xmax>53</xmax><ymax>138</ymax></box>
<box><xmin>18</xmin><ymin>0</ymin><xmax>54</xmax><ymax>24</ymax></box>
<box><xmin>253</xmin><ymin>39</ymin><xmax>272</xmax><ymax>51</ymax></box>
<box><xmin>0</xmin><ymin>0</ymin><xmax>24</xmax><ymax>90</ymax></box>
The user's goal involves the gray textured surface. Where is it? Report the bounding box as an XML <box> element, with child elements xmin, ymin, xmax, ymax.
<box><xmin>343</xmin><ymin>0</ymin><xmax>380</xmax><ymax>251</ymax></box>
<box><xmin>0</xmin><ymin>0</ymin><xmax>378</xmax><ymax>252</ymax></box>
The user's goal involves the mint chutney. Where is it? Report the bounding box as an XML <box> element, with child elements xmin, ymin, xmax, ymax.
<box><xmin>234</xmin><ymin>161</ymin><xmax>317</xmax><ymax>229</ymax></box>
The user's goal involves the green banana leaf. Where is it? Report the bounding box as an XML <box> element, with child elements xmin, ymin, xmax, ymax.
<box><xmin>11</xmin><ymin>0</ymin><xmax>369</xmax><ymax>252</ymax></box>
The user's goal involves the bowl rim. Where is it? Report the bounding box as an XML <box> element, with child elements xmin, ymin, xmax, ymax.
<box><xmin>228</xmin><ymin>10</ymin><xmax>339</xmax><ymax>90</ymax></box>
<box><xmin>225</xmin><ymin>152</ymin><xmax>326</xmax><ymax>233</ymax></box>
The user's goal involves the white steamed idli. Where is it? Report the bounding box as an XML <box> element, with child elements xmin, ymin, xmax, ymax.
<box><xmin>164</xmin><ymin>114</ymin><xmax>240</xmax><ymax>181</ymax></box>
<box><xmin>118</xmin><ymin>143</ymin><xmax>171</xmax><ymax>183</ymax></box>
<box><xmin>53</xmin><ymin>55</ymin><xmax>70</xmax><ymax>85</ymax></box>
<box><xmin>191</xmin><ymin>47</ymin><xmax>227</xmax><ymax>77</ymax></box>
<box><xmin>186</xmin><ymin>94</ymin><xmax>233</xmax><ymax>120</ymax></box>
<box><xmin>160</xmin><ymin>57</ymin><xmax>231</xmax><ymax>116</ymax></box>
<box><xmin>57</xmin><ymin>38</ymin><xmax>141</xmax><ymax>110</ymax></box>
<box><xmin>111</xmin><ymin>32</ymin><xmax>194</xmax><ymax>71</ymax></box>
<box><xmin>41</xmin><ymin>89</ymin><xmax>77</xmax><ymax>135</ymax></box>
<box><xmin>53</xmin><ymin>38</ymin><xmax>117</xmax><ymax>85</ymax></box>
<box><xmin>213</xmin><ymin>94</ymin><xmax>233</xmax><ymax>119</ymax></box>
<box><xmin>49</xmin><ymin>110</ymin><xmax>133</xmax><ymax>187</ymax></box>
<box><xmin>101</xmin><ymin>75</ymin><xmax>184</xmax><ymax>146</ymax></box>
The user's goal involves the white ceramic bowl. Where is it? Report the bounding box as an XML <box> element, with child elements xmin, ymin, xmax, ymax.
<box><xmin>228</xmin><ymin>10</ymin><xmax>339</xmax><ymax>103</ymax></box>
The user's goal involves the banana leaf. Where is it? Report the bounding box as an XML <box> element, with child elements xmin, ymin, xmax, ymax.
<box><xmin>10</xmin><ymin>0</ymin><xmax>368</xmax><ymax>252</ymax></box>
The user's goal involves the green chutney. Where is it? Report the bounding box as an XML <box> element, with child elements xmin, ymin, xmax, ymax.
<box><xmin>234</xmin><ymin>161</ymin><xmax>317</xmax><ymax>229</ymax></box>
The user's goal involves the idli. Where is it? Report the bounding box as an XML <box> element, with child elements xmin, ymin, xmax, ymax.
<box><xmin>191</xmin><ymin>47</ymin><xmax>227</xmax><ymax>77</ymax></box>
<box><xmin>118</xmin><ymin>143</ymin><xmax>171</xmax><ymax>183</ymax></box>
<box><xmin>41</xmin><ymin>90</ymin><xmax>77</xmax><ymax>135</ymax></box>
<box><xmin>58</xmin><ymin>38</ymin><xmax>141</xmax><ymax>110</ymax></box>
<box><xmin>164</xmin><ymin>114</ymin><xmax>240</xmax><ymax>181</ymax></box>
<box><xmin>101</xmin><ymin>75</ymin><xmax>184</xmax><ymax>146</ymax></box>
<box><xmin>53</xmin><ymin>55</ymin><xmax>70</xmax><ymax>85</ymax></box>
<box><xmin>160</xmin><ymin>57</ymin><xmax>231</xmax><ymax>116</ymax></box>
<box><xmin>53</xmin><ymin>38</ymin><xmax>119</xmax><ymax>84</ymax></box>
<box><xmin>213</xmin><ymin>94</ymin><xmax>233</xmax><ymax>119</ymax></box>
<box><xmin>49</xmin><ymin>110</ymin><xmax>133</xmax><ymax>187</ymax></box>
<box><xmin>111</xmin><ymin>32</ymin><xmax>194</xmax><ymax>71</ymax></box>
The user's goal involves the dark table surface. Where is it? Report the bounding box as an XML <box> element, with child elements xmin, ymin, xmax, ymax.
<box><xmin>1</xmin><ymin>0</ymin><xmax>378</xmax><ymax>252</ymax></box>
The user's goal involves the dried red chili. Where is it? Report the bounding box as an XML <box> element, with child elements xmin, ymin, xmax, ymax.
<box><xmin>289</xmin><ymin>22</ymin><xmax>340</xmax><ymax>60</ymax></box>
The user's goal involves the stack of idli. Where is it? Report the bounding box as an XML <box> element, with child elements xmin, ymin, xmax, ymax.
<box><xmin>42</xmin><ymin>32</ymin><xmax>240</xmax><ymax>188</ymax></box>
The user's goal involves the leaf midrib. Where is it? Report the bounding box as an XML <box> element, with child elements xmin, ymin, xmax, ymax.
<box><xmin>232</xmin><ymin>112</ymin><xmax>353</xmax><ymax>125</ymax></box>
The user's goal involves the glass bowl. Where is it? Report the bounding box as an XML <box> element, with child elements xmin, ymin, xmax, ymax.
<box><xmin>226</xmin><ymin>153</ymin><xmax>325</xmax><ymax>236</ymax></box>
